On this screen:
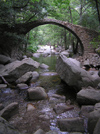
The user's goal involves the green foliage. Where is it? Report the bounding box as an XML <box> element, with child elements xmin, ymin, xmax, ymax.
<box><xmin>27</xmin><ymin>44</ymin><xmax>38</xmax><ymax>53</ymax></box>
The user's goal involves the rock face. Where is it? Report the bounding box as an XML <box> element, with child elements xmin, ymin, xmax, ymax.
<box><xmin>77</xmin><ymin>87</ymin><xmax>100</xmax><ymax>105</ymax></box>
<box><xmin>56</xmin><ymin>54</ymin><xmax>98</xmax><ymax>90</ymax></box>
<box><xmin>0</xmin><ymin>102</ymin><xmax>19</xmax><ymax>120</ymax></box>
<box><xmin>0</xmin><ymin>117</ymin><xmax>21</xmax><ymax>134</ymax></box>
<box><xmin>28</xmin><ymin>87</ymin><xmax>47</xmax><ymax>100</ymax></box>
<box><xmin>88</xmin><ymin>109</ymin><xmax>100</xmax><ymax>134</ymax></box>
<box><xmin>57</xmin><ymin>117</ymin><xmax>85</xmax><ymax>132</ymax></box>
<box><xmin>0</xmin><ymin>54</ymin><xmax>11</xmax><ymax>65</ymax></box>
<box><xmin>0</xmin><ymin>58</ymin><xmax>40</xmax><ymax>82</ymax></box>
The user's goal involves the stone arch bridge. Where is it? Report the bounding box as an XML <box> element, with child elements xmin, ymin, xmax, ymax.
<box><xmin>6</xmin><ymin>18</ymin><xmax>100</xmax><ymax>55</ymax></box>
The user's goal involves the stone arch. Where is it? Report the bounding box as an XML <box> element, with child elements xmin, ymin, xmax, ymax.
<box><xmin>16</xmin><ymin>19</ymin><xmax>100</xmax><ymax>55</ymax></box>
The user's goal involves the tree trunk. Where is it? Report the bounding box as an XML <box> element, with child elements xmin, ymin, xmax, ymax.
<box><xmin>95</xmin><ymin>0</ymin><xmax>100</xmax><ymax>25</ymax></box>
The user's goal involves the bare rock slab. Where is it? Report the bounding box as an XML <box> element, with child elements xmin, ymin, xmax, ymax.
<box><xmin>0</xmin><ymin>58</ymin><xmax>40</xmax><ymax>82</ymax></box>
<box><xmin>56</xmin><ymin>54</ymin><xmax>96</xmax><ymax>90</ymax></box>
<box><xmin>0</xmin><ymin>102</ymin><xmax>19</xmax><ymax>120</ymax></box>
<box><xmin>77</xmin><ymin>87</ymin><xmax>100</xmax><ymax>105</ymax></box>
<box><xmin>57</xmin><ymin>117</ymin><xmax>85</xmax><ymax>132</ymax></box>
<box><xmin>28</xmin><ymin>87</ymin><xmax>47</xmax><ymax>100</ymax></box>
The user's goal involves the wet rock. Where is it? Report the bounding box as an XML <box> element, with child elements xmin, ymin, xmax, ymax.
<box><xmin>30</xmin><ymin>71</ymin><xmax>39</xmax><ymax>82</ymax></box>
<box><xmin>0</xmin><ymin>84</ymin><xmax>7</xmax><ymax>89</ymax></box>
<box><xmin>40</xmin><ymin>63</ymin><xmax>49</xmax><ymax>69</ymax></box>
<box><xmin>0</xmin><ymin>117</ymin><xmax>22</xmax><ymax>134</ymax></box>
<box><xmin>93</xmin><ymin>117</ymin><xmax>100</xmax><ymax>134</ymax></box>
<box><xmin>57</xmin><ymin>117</ymin><xmax>85</xmax><ymax>132</ymax></box>
<box><xmin>77</xmin><ymin>87</ymin><xmax>100</xmax><ymax>105</ymax></box>
<box><xmin>28</xmin><ymin>87</ymin><xmax>47</xmax><ymax>100</ymax></box>
<box><xmin>88</xmin><ymin>109</ymin><xmax>100</xmax><ymax>134</ymax></box>
<box><xmin>0</xmin><ymin>102</ymin><xmax>19</xmax><ymax>120</ymax></box>
<box><xmin>33</xmin><ymin>53</ymin><xmax>41</xmax><ymax>58</ymax></box>
<box><xmin>0</xmin><ymin>54</ymin><xmax>11</xmax><ymax>65</ymax></box>
<box><xmin>26</xmin><ymin>103</ymin><xmax>36</xmax><ymax>112</ymax></box>
<box><xmin>0</xmin><ymin>58</ymin><xmax>40</xmax><ymax>83</ymax></box>
<box><xmin>16</xmin><ymin>71</ymin><xmax>33</xmax><ymax>84</ymax></box>
<box><xmin>56</xmin><ymin>54</ymin><xmax>95</xmax><ymax>90</ymax></box>
<box><xmin>0</xmin><ymin>104</ymin><xmax>4</xmax><ymax>110</ymax></box>
<box><xmin>80</xmin><ymin>105</ymin><xmax>94</xmax><ymax>117</ymax></box>
<box><xmin>53</xmin><ymin>103</ymin><xmax>74</xmax><ymax>114</ymax></box>
<box><xmin>17</xmin><ymin>83</ymin><xmax>28</xmax><ymax>90</ymax></box>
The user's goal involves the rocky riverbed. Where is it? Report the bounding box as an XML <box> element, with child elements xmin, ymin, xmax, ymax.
<box><xmin>0</xmin><ymin>46</ymin><xmax>100</xmax><ymax>134</ymax></box>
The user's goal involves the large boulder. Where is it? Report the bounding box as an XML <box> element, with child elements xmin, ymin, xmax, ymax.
<box><xmin>28</xmin><ymin>87</ymin><xmax>47</xmax><ymax>100</ymax></box>
<box><xmin>77</xmin><ymin>87</ymin><xmax>100</xmax><ymax>105</ymax></box>
<box><xmin>0</xmin><ymin>102</ymin><xmax>19</xmax><ymax>120</ymax></box>
<box><xmin>88</xmin><ymin>109</ymin><xmax>100</xmax><ymax>134</ymax></box>
<box><xmin>56</xmin><ymin>54</ymin><xmax>98</xmax><ymax>90</ymax></box>
<box><xmin>57</xmin><ymin>117</ymin><xmax>85</xmax><ymax>132</ymax></box>
<box><xmin>0</xmin><ymin>117</ymin><xmax>22</xmax><ymax>134</ymax></box>
<box><xmin>0</xmin><ymin>54</ymin><xmax>11</xmax><ymax>65</ymax></box>
<box><xmin>0</xmin><ymin>58</ymin><xmax>40</xmax><ymax>82</ymax></box>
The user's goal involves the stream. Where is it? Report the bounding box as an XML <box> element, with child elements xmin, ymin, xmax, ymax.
<box><xmin>0</xmin><ymin>54</ymin><xmax>83</xmax><ymax>134</ymax></box>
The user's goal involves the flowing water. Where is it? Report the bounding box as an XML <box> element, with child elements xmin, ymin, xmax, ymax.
<box><xmin>0</xmin><ymin>54</ymin><xmax>84</xmax><ymax>134</ymax></box>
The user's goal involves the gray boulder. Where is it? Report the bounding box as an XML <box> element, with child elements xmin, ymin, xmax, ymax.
<box><xmin>16</xmin><ymin>71</ymin><xmax>33</xmax><ymax>84</ymax></box>
<box><xmin>0</xmin><ymin>54</ymin><xmax>11</xmax><ymax>65</ymax></box>
<box><xmin>56</xmin><ymin>54</ymin><xmax>95</xmax><ymax>90</ymax></box>
<box><xmin>34</xmin><ymin>129</ymin><xmax>45</xmax><ymax>134</ymax></box>
<box><xmin>88</xmin><ymin>109</ymin><xmax>100</xmax><ymax>134</ymax></box>
<box><xmin>57</xmin><ymin>117</ymin><xmax>85</xmax><ymax>132</ymax></box>
<box><xmin>40</xmin><ymin>63</ymin><xmax>49</xmax><ymax>69</ymax></box>
<box><xmin>17</xmin><ymin>83</ymin><xmax>28</xmax><ymax>90</ymax></box>
<box><xmin>77</xmin><ymin>87</ymin><xmax>100</xmax><ymax>105</ymax></box>
<box><xmin>0</xmin><ymin>117</ymin><xmax>21</xmax><ymax>134</ymax></box>
<box><xmin>0</xmin><ymin>58</ymin><xmax>40</xmax><ymax>82</ymax></box>
<box><xmin>0</xmin><ymin>102</ymin><xmax>19</xmax><ymax>120</ymax></box>
<box><xmin>28</xmin><ymin>87</ymin><xmax>47</xmax><ymax>100</ymax></box>
<box><xmin>80</xmin><ymin>105</ymin><xmax>94</xmax><ymax>117</ymax></box>
<box><xmin>93</xmin><ymin>117</ymin><xmax>100</xmax><ymax>134</ymax></box>
<box><xmin>30</xmin><ymin>71</ymin><xmax>39</xmax><ymax>82</ymax></box>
